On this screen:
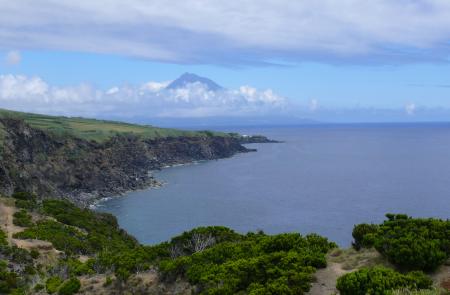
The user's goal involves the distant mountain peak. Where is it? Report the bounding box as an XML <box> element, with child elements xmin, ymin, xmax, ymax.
<box><xmin>166</xmin><ymin>72</ymin><xmax>223</xmax><ymax>91</ymax></box>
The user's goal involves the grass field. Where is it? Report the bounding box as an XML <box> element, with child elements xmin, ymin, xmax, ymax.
<box><xmin>0</xmin><ymin>108</ymin><xmax>227</xmax><ymax>142</ymax></box>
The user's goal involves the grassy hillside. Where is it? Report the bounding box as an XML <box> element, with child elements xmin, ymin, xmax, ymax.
<box><xmin>0</xmin><ymin>108</ymin><xmax>226</xmax><ymax>142</ymax></box>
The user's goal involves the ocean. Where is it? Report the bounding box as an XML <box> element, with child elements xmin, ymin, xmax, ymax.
<box><xmin>96</xmin><ymin>123</ymin><xmax>450</xmax><ymax>246</ymax></box>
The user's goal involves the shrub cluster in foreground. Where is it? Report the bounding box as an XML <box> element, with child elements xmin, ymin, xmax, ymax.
<box><xmin>11</xmin><ymin>198</ymin><xmax>337</xmax><ymax>294</ymax></box>
<box><xmin>6</xmin><ymin>193</ymin><xmax>450</xmax><ymax>295</ymax></box>
<box><xmin>156</xmin><ymin>227</ymin><xmax>336</xmax><ymax>294</ymax></box>
<box><xmin>352</xmin><ymin>214</ymin><xmax>450</xmax><ymax>271</ymax></box>
<box><xmin>336</xmin><ymin>266</ymin><xmax>432</xmax><ymax>295</ymax></box>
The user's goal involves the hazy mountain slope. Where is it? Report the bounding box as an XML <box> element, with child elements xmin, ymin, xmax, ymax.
<box><xmin>166</xmin><ymin>72</ymin><xmax>223</xmax><ymax>91</ymax></box>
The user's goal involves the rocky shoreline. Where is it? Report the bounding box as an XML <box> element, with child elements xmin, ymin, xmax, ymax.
<box><xmin>0</xmin><ymin>117</ymin><xmax>276</xmax><ymax>206</ymax></box>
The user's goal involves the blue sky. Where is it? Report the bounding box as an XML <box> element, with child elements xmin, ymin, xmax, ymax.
<box><xmin>3</xmin><ymin>50</ymin><xmax>450</xmax><ymax>110</ymax></box>
<box><xmin>1</xmin><ymin>1</ymin><xmax>450</xmax><ymax>123</ymax></box>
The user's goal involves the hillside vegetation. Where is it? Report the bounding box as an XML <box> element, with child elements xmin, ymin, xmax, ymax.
<box><xmin>1</xmin><ymin>193</ymin><xmax>337</xmax><ymax>294</ymax></box>
<box><xmin>1</xmin><ymin>192</ymin><xmax>450</xmax><ymax>294</ymax></box>
<box><xmin>0</xmin><ymin>108</ymin><xmax>226</xmax><ymax>143</ymax></box>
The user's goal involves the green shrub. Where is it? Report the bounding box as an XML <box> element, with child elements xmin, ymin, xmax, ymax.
<box><xmin>12</xmin><ymin>192</ymin><xmax>36</xmax><ymax>201</ymax></box>
<box><xmin>46</xmin><ymin>276</ymin><xmax>63</xmax><ymax>294</ymax></box>
<box><xmin>336</xmin><ymin>266</ymin><xmax>433</xmax><ymax>295</ymax></box>
<box><xmin>9</xmin><ymin>288</ymin><xmax>26</xmax><ymax>295</ymax></box>
<box><xmin>94</xmin><ymin>247</ymin><xmax>154</xmax><ymax>280</ymax></box>
<box><xmin>103</xmin><ymin>276</ymin><xmax>113</xmax><ymax>287</ymax></box>
<box><xmin>57</xmin><ymin>258</ymin><xmax>94</xmax><ymax>276</ymax></box>
<box><xmin>0</xmin><ymin>245</ymin><xmax>34</xmax><ymax>266</ymax></box>
<box><xmin>30</xmin><ymin>249</ymin><xmax>40</xmax><ymax>259</ymax></box>
<box><xmin>15</xmin><ymin>199</ymin><xmax>37</xmax><ymax>210</ymax></box>
<box><xmin>14</xmin><ymin>199</ymin><xmax>138</xmax><ymax>255</ymax></box>
<box><xmin>34</xmin><ymin>283</ymin><xmax>45</xmax><ymax>292</ymax></box>
<box><xmin>0</xmin><ymin>229</ymin><xmax>7</xmax><ymax>246</ymax></box>
<box><xmin>14</xmin><ymin>220</ymin><xmax>89</xmax><ymax>255</ymax></box>
<box><xmin>12</xmin><ymin>192</ymin><xmax>38</xmax><ymax>210</ymax></box>
<box><xmin>58</xmin><ymin>278</ymin><xmax>81</xmax><ymax>295</ymax></box>
<box><xmin>13</xmin><ymin>210</ymin><xmax>33</xmax><ymax>227</ymax></box>
<box><xmin>352</xmin><ymin>223</ymin><xmax>378</xmax><ymax>250</ymax></box>
<box><xmin>168</xmin><ymin>226</ymin><xmax>242</xmax><ymax>256</ymax></box>
<box><xmin>157</xmin><ymin>228</ymin><xmax>336</xmax><ymax>294</ymax></box>
<box><xmin>0</xmin><ymin>260</ymin><xmax>18</xmax><ymax>294</ymax></box>
<box><xmin>374</xmin><ymin>215</ymin><xmax>450</xmax><ymax>271</ymax></box>
<box><xmin>353</xmin><ymin>214</ymin><xmax>450</xmax><ymax>271</ymax></box>
<box><xmin>24</xmin><ymin>265</ymin><xmax>36</xmax><ymax>275</ymax></box>
<box><xmin>42</xmin><ymin>199</ymin><xmax>138</xmax><ymax>252</ymax></box>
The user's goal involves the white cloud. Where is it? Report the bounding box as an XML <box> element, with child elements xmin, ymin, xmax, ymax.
<box><xmin>141</xmin><ymin>81</ymin><xmax>171</xmax><ymax>93</ymax></box>
<box><xmin>0</xmin><ymin>74</ymin><xmax>287</xmax><ymax>118</ymax></box>
<box><xmin>405</xmin><ymin>103</ymin><xmax>416</xmax><ymax>115</ymax></box>
<box><xmin>5</xmin><ymin>50</ymin><xmax>21</xmax><ymax>65</ymax></box>
<box><xmin>1</xmin><ymin>1</ymin><xmax>450</xmax><ymax>64</ymax></box>
<box><xmin>309</xmin><ymin>99</ymin><xmax>319</xmax><ymax>112</ymax></box>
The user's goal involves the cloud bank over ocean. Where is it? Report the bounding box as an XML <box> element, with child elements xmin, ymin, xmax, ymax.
<box><xmin>0</xmin><ymin>74</ymin><xmax>287</xmax><ymax>119</ymax></box>
<box><xmin>0</xmin><ymin>72</ymin><xmax>443</xmax><ymax>124</ymax></box>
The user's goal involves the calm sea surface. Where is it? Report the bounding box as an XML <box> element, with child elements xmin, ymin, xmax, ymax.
<box><xmin>96</xmin><ymin>124</ymin><xmax>450</xmax><ymax>246</ymax></box>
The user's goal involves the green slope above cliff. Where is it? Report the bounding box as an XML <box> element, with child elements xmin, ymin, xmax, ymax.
<box><xmin>0</xmin><ymin>108</ymin><xmax>227</xmax><ymax>142</ymax></box>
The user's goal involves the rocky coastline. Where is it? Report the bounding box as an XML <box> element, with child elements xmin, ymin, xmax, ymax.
<box><xmin>0</xmin><ymin>117</ymin><xmax>275</xmax><ymax>206</ymax></box>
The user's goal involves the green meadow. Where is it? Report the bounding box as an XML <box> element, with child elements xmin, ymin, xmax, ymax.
<box><xmin>0</xmin><ymin>109</ymin><xmax>227</xmax><ymax>142</ymax></box>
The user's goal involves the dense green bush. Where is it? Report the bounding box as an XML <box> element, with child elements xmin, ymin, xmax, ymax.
<box><xmin>14</xmin><ymin>200</ymin><xmax>140</xmax><ymax>256</ymax></box>
<box><xmin>336</xmin><ymin>266</ymin><xmax>433</xmax><ymax>295</ymax></box>
<box><xmin>58</xmin><ymin>278</ymin><xmax>81</xmax><ymax>295</ymax></box>
<box><xmin>157</xmin><ymin>228</ymin><xmax>336</xmax><ymax>294</ymax></box>
<box><xmin>13</xmin><ymin>210</ymin><xmax>33</xmax><ymax>227</ymax></box>
<box><xmin>12</xmin><ymin>192</ymin><xmax>38</xmax><ymax>210</ymax></box>
<box><xmin>14</xmin><ymin>220</ymin><xmax>89</xmax><ymax>255</ymax></box>
<box><xmin>94</xmin><ymin>247</ymin><xmax>155</xmax><ymax>281</ymax></box>
<box><xmin>0</xmin><ymin>229</ymin><xmax>7</xmax><ymax>246</ymax></box>
<box><xmin>65</xmin><ymin>258</ymin><xmax>95</xmax><ymax>276</ymax></box>
<box><xmin>12</xmin><ymin>192</ymin><xmax>36</xmax><ymax>201</ymax></box>
<box><xmin>42</xmin><ymin>200</ymin><xmax>138</xmax><ymax>251</ymax></box>
<box><xmin>30</xmin><ymin>249</ymin><xmax>40</xmax><ymax>259</ymax></box>
<box><xmin>0</xmin><ymin>260</ymin><xmax>18</xmax><ymax>294</ymax></box>
<box><xmin>34</xmin><ymin>283</ymin><xmax>45</xmax><ymax>292</ymax></box>
<box><xmin>11</xmin><ymin>199</ymin><xmax>157</xmax><ymax>280</ymax></box>
<box><xmin>103</xmin><ymin>276</ymin><xmax>113</xmax><ymax>287</ymax></box>
<box><xmin>0</xmin><ymin>245</ymin><xmax>34</xmax><ymax>270</ymax></box>
<box><xmin>352</xmin><ymin>223</ymin><xmax>378</xmax><ymax>250</ymax></box>
<box><xmin>46</xmin><ymin>276</ymin><xmax>63</xmax><ymax>294</ymax></box>
<box><xmin>0</xmin><ymin>246</ymin><xmax>32</xmax><ymax>293</ymax></box>
<box><xmin>168</xmin><ymin>226</ymin><xmax>242</xmax><ymax>256</ymax></box>
<box><xmin>353</xmin><ymin>214</ymin><xmax>450</xmax><ymax>271</ymax></box>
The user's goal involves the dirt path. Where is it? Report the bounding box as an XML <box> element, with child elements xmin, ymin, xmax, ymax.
<box><xmin>431</xmin><ymin>265</ymin><xmax>450</xmax><ymax>290</ymax></box>
<box><xmin>0</xmin><ymin>200</ymin><xmax>22</xmax><ymax>244</ymax></box>
<box><xmin>307</xmin><ymin>262</ymin><xmax>348</xmax><ymax>295</ymax></box>
<box><xmin>307</xmin><ymin>248</ymin><xmax>388</xmax><ymax>295</ymax></box>
<box><xmin>0</xmin><ymin>199</ymin><xmax>54</xmax><ymax>252</ymax></box>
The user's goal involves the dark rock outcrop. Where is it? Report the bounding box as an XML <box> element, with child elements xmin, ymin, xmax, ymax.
<box><xmin>0</xmin><ymin>118</ymin><xmax>251</xmax><ymax>206</ymax></box>
<box><xmin>238</xmin><ymin>135</ymin><xmax>281</xmax><ymax>144</ymax></box>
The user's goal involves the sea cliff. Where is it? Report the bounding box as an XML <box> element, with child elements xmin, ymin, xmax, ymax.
<box><xmin>0</xmin><ymin>115</ymin><xmax>267</xmax><ymax>206</ymax></box>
